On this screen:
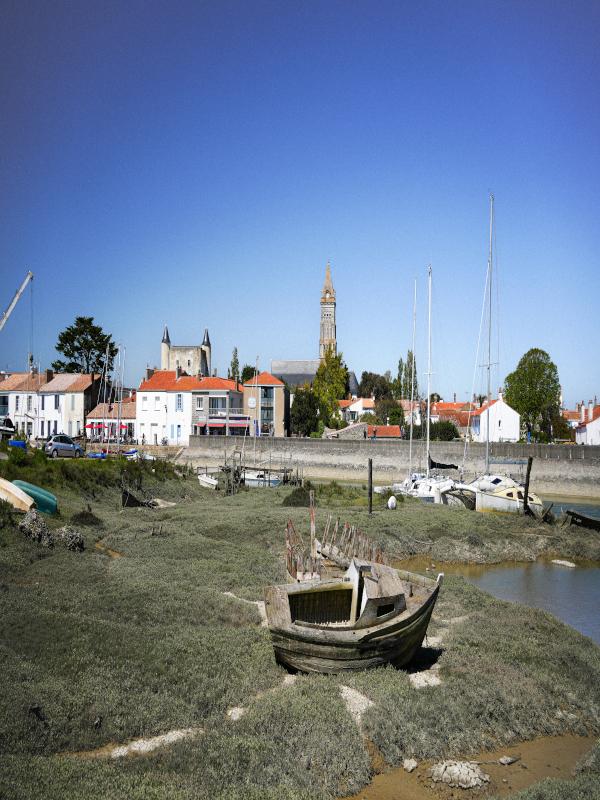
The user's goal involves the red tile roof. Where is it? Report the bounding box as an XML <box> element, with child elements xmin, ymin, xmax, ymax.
<box><xmin>437</xmin><ymin>410</ymin><xmax>472</xmax><ymax>427</ymax></box>
<box><xmin>471</xmin><ymin>399</ymin><xmax>499</xmax><ymax>416</ymax></box>
<box><xmin>338</xmin><ymin>399</ymin><xmax>353</xmax><ymax>408</ymax></box>
<box><xmin>88</xmin><ymin>400</ymin><xmax>136</xmax><ymax>420</ymax></box>
<box><xmin>367</xmin><ymin>425</ymin><xmax>402</xmax><ymax>438</ymax></box>
<box><xmin>243</xmin><ymin>371</ymin><xmax>284</xmax><ymax>387</ymax></box>
<box><xmin>562</xmin><ymin>410</ymin><xmax>581</xmax><ymax>421</ymax></box>
<box><xmin>0</xmin><ymin>372</ymin><xmax>50</xmax><ymax>391</ymax></box>
<box><xmin>576</xmin><ymin>406</ymin><xmax>600</xmax><ymax>429</ymax></box>
<box><xmin>138</xmin><ymin>371</ymin><xmax>242</xmax><ymax>393</ymax></box>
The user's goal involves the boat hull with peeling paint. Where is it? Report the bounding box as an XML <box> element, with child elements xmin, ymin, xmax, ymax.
<box><xmin>264</xmin><ymin>561</ymin><xmax>442</xmax><ymax>673</ymax></box>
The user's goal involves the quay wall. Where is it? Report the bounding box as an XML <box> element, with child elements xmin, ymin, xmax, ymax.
<box><xmin>182</xmin><ymin>437</ymin><xmax>600</xmax><ymax>499</ymax></box>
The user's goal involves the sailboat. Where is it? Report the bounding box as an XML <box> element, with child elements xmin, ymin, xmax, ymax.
<box><xmin>448</xmin><ymin>195</ymin><xmax>543</xmax><ymax>517</ymax></box>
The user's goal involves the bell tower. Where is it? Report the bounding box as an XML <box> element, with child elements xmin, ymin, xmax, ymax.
<box><xmin>319</xmin><ymin>262</ymin><xmax>337</xmax><ymax>359</ymax></box>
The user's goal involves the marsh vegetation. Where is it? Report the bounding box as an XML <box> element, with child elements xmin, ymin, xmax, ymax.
<box><xmin>0</xmin><ymin>458</ymin><xmax>599</xmax><ymax>799</ymax></box>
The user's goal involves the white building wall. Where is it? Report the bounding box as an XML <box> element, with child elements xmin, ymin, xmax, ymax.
<box><xmin>62</xmin><ymin>393</ymin><xmax>86</xmax><ymax>438</ymax></box>
<box><xmin>137</xmin><ymin>390</ymin><xmax>168</xmax><ymax>445</ymax></box>
<box><xmin>38</xmin><ymin>392</ymin><xmax>64</xmax><ymax>438</ymax></box>
<box><xmin>577</xmin><ymin>417</ymin><xmax>600</xmax><ymax>446</ymax></box>
<box><xmin>471</xmin><ymin>400</ymin><xmax>520</xmax><ymax>443</ymax></box>
<box><xmin>165</xmin><ymin>391</ymin><xmax>193</xmax><ymax>445</ymax></box>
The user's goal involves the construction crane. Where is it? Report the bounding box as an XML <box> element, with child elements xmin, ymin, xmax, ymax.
<box><xmin>0</xmin><ymin>270</ymin><xmax>34</xmax><ymax>333</ymax></box>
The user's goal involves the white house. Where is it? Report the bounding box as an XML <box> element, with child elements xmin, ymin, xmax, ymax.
<box><xmin>338</xmin><ymin>397</ymin><xmax>376</xmax><ymax>424</ymax></box>
<box><xmin>86</xmin><ymin>395</ymin><xmax>137</xmax><ymax>441</ymax></box>
<box><xmin>470</xmin><ymin>397</ymin><xmax>520</xmax><ymax>443</ymax></box>
<box><xmin>1</xmin><ymin>370</ymin><xmax>52</xmax><ymax>438</ymax></box>
<box><xmin>136</xmin><ymin>370</ymin><xmax>248</xmax><ymax>446</ymax></box>
<box><xmin>38</xmin><ymin>373</ymin><xmax>101</xmax><ymax>440</ymax></box>
<box><xmin>575</xmin><ymin>403</ymin><xmax>600</xmax><ymax>445</ymax></box>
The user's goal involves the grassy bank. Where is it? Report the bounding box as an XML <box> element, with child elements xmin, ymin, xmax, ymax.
<box><xmin>0</xmin><ymin>462</ymin><xmax>599</xmax><ymax>799</ymax></box>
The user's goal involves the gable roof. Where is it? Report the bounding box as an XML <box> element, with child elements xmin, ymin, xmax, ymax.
<box><xmin>338</xmin><ymin>399</ymin><xmax>353</xmax><ymax>408</ymax></box>
<box><xmin>576</xmin><ymin>406</ymin><xmax>600</xmax><ymax>429</ymax></box>
<box><xmin>138</xmin><ymin>371</ymin><xmax>242</xmax><ymax>393</ymax></box>
<box><xmin>243</xmin><ymin>371</ymin><xmax>284</xmax><ymax>387</ymax></box>
<box><xmin>87</xmin><ymin>397</ymin><xmax>136</xmax><ymax>420</ymax></box>
<box><xmin>471</xmin><ymin>399</ymin><xmax>499</xmax><ymax>417</ymax></box>
<box><xmin>39</xmin><ymin>373</ymin><xmax>100</xmax><ymax>393</ymax></box>
<box><xmin>367</xmin><ymin>424</ymin><xmax>402</xmax><ymax>438</ymax></box>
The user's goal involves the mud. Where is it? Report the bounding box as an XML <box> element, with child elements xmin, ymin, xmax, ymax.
<box><xmin>341</xmin><ymin>734</ymin><xmax>596</xmax><ymax>800</ymax></box>
<box><xmin>94</xmin><ymin>538</ymin><xmax>124</xmax><ymax>559</ymax></box>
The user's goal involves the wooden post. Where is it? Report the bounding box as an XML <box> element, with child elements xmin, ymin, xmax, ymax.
<box><xmin>523</xmin><ymin>456</ymin><xmax>533</xmax><ymax>516</ymax></box>
<box><xmin>309</xmin><ymin>489</ymin><xmax>316</xmax><ymax>560</ymax></box>
<box><xmin>368</xmin><ymin>458</ymin><xmax>373</xmax><ymax>515</ymax></box>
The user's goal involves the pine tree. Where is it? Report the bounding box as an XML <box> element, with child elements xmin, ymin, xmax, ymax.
<box><xmin>230</xmin><ymin>347</ymin><xmax>240</xmax><ymax>383</ymax></box>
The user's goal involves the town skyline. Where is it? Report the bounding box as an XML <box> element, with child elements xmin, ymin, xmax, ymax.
<box><xmin>1</xmin><ymin>2</ymin><xmax>599</xmax><ymax>407</ymax></box>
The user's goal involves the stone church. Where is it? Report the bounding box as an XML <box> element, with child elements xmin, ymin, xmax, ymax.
<box><xmin>272</xmin><ymin>263</ymin><xmax>358</xmax><ymax>394</ymax></box>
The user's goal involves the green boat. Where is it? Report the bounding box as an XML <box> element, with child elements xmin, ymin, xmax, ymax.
<box><xmin>12</xmin><ymin>480</ymin><xmax>58</xmax><ymax>515</ymax></box>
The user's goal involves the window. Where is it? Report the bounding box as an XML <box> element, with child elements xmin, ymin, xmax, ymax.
<box><xmin>40</xmin><ymin>420</ymin><xmax>45</xmax><ymax>437</ymax></box>
<box><xmin>77</xmin><ymin>421</ymin><xmax>81</xmax><ymax>435</ymax></box>
<box><xmin>187</xmin><ymin>359</ymin><xmax>191</xmax><ymax>369</ymax></box>
<box><xmin>27</xmin><ymin>395</ymin><xmax>32</xmax><ymax>412</ymax></box>
<box><xmin>53</xmin><ymin>421</ymin><xmax>58</xmax><ymax>435</ymax></box>
<box><xmin>154</xmin><ymin>396</ymin><xmax>160</xmax><ymax>410</ymax></box>
<box><xmin>54</xmin><ymin>395</ymin><xmax>59</xmax><ymax>410</ymax></box>
<box><xmin>27</xmin><ymin>422</ymin><xmax>32</xmax><ymax>436</ymax></box>
<box><xmin>71</xmin><ymin>394</ymin><xmax>75</xmax><ymax>411</ymax></box>
<box><xmin>176</xmin><ymin>394</ymin><xmax>183</xmax><ymax>411</ymax></box>
<box><xmin>196</xmin><ymin>396</ymin><xmax>204</xmax><ymax>410</ymax></box>
<box><xmin>41</xmin><ymin>395</ymin><xmax>45</xmax><ymax>410</ymax></box>
<box><xmin>142</xmin><ymin>396</ymin><xmax>148</xmax><ymax>411</ymax></box>
<box><xmin>15</xmin><ymin>396</ymin><xmax>19</xmax><ymax>411</ymax></box>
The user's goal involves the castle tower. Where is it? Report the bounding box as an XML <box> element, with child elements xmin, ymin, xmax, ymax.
<box><xmin>319</xmin><ymin>262</ymin><xmax>337</xmax><ymax>359</ymax></box>
<box><xmin>161</xmin><ymin>325</ymin><xmax>171</xmax><ymax>370</ymax></box>
<box><xmin>201</xmin><ymin>328</ymin><xmax>211</xmax><ymax>377</ymax></box>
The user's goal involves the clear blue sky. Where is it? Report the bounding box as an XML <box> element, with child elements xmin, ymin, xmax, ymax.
<box><xmin>1</xmin><ymin>0</ymin><xmax>598</xmax><ymax>407</ymax></box>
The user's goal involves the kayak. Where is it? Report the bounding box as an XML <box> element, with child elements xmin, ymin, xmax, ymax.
<box><xmin>87</xmin><ymin>452</ymin><xmax>107</xmax><ymax>459</ymax></box>
<box><xmin>12</xmin><ymin>480</ymin><xmax>58</xmax><ymax>515</ymax></box>
<box><xmin>0</xmin><ymin>477</ymin><xmax>35</xmax><ymax>512</ymax></box>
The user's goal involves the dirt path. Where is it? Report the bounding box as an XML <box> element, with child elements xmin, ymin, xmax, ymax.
<box><xmin>94</xmin><ymin>538</ymin><xmax>124</xmax><ymax>559</ymax></box>
<box><xmin>340</xmin><ymin>734</ymin><xmax>596</xmax><ymax>800</ymax></box>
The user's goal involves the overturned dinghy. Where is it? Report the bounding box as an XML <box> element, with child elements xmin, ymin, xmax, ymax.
<box><xmin>264</xmin><ymin>560</ymin><xmax>442</xmax><ymax>673</ymax></box>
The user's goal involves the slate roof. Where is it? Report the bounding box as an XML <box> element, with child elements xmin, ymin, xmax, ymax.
<box><xmin>271</xmin><ymin>359</ymin><xmax>321</xmax><ymax>388</ymax></box>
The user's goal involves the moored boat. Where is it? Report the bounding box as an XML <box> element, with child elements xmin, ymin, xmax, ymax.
<box><xmin>0</xmin><ymin>477</ymin><xmax>35</xmax><ymax>512</ymax></box>
<box><xmin>12</xmin><ymin>480</ymin><xmax>58</xmax><ymax>514</ymax></box>
<box><xmin>264</xmin><ymin>560</ymin><xmax>442</xmax><ymax>673</ymax></box>
<box><xmin>243</xmin><ymin>469</ymin><xmax>282</xmax><ymax>488</ymax></box>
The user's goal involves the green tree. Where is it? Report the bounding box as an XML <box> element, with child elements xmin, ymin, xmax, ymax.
<box><xmin>229</xmin><ymin>347</ymin><xmax>240</xmax><ymax>382</ymax></box>
<box><xmin>313</xmin><ymin>349</ymin><xmax>348</xmax><ymax>427</ymax></box>
<box><xmin>290</xmin><ymin>387</ymin><xmax>319</xmax><ymax>436</ymax></box>
<box><xmin>358</xmin><ymin>371</ymin><xmax>393</xmax><ymax>400</ymax></box>
<box><xmin>401</xmin><ymin>350</ymin><xmax>419</xmax><ymax>400</ymax></box>
<box><xmin>375</xmin><ymin>396</ymin><xmax>405</xmax><ymax>427</ymax></box>
<box><xmin>393</xmin><ymin>358</ymin><xmax>405</xmax><ymax>399</ymax></box>
<box><xmin>241</xmin><ymin>364</ymin><xmax>257</xmax><ymax>384</ymax></box>
<box><xmin>504</xmin><ymin>348</ymin><xmax>561</xmax><ymax>436</ymax></box>
<box><xmin>52</xmin><ymin>316</ymin><xmax>117</xmax><ymax>374</ymax></box>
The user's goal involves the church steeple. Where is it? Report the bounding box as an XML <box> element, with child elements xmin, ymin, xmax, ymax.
<box><xmin>319</xmin><ymin>262</ymin><xmax>337</xmax><ymax>359</ymax></box>
<box><xmin>162</xmin><ymin>325</ymin><xmax>171</xmax><ymax>345</ymax></box>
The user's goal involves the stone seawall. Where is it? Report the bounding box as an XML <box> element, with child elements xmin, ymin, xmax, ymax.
<box><xmin>180</xmin><ymin>437</ymin><xmax>600</xmax><ymax>498</ymax></box>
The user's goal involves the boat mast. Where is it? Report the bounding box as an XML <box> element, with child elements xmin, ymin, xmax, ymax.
<box><xmin>408</xmin><ymin>278</ymin><xmax>417</xmax><ymax>479</ymax></box>
<box><xmin>426</xmin><ymin>265</ymin><xmax>432</xmax><ymax>477</ymax></box>
<box><xmin>485</xmin><ymin>194</ymin><xmax>494</xmax><ymax>474</ymax></box>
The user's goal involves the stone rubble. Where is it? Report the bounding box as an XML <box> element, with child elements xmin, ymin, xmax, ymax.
<box><xmin>428</xmin><ymin>760</ymin><xmax>490</xmax><ymax>789</ymax></box>
<box><xmin>18</xmin><ymin>510</ymin><xmax>54</xmax><ymax>548</ymax></box>
<box><xmin>403</xmin><ymin>757</ymin><xmax>418</xmax><ymax>772</ymax></box>
<box><xmin>499</xmin><ymin>755</ymin><xmax>519</xmax><ymax>765</ymax></box>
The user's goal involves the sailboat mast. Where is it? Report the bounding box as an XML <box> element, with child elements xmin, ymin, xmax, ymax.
<box><xmin>426</xmin><ymin>265</ymin><xmax>432</xmax><ymax>478</ymax></box>
<box><xmin>485</xmin><ymin>194</ymin><xmax>494</xmax><ymax>473</ymax></box>
<box><xmin>408</xmin><ymin>278</ymin><xmax>417</xmax><ymax>479</ymax></box>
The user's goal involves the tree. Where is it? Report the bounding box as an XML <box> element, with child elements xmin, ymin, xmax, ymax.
<box><xmin>241</xmin><ymin>364</ymin><xmax>257</xmax><ymax>384</ymax></box>
<box><xmin>358</xmin><ymin>371</ymin><xmax>393</xmax><ymax>400</ymax></box>
<box><xmin>52</xmin><ymin>316</ymin><xmax>117</xmax><ymax>374</ymax></box>
<box><xmin>393</xmin><ymin>358</ymin><xmax>405</xmax><ymax>399</ymax></box>
<box><xmin>504</xmin><ymin>348</ymin><xmax>561</xmax><ymax>436</ymax></box>
<box><xmin>229</xmin><ymin>347</ymin><xmax>240</xmax><ymax>382</ymax></box>
<box><xmin>313</xmin><ymin>349</ymin><xmax>349</xmax><ymax>427</ymax></box>
<box><xmin>429</xmin><ymin>392</ymin><xmax>442</xmax><ymax>403</ymax></box>
<box><xmin>290</xmin><ymin>387</ymin><xmax>319</xmax><ymax>436</ymax></box>
<box><xmin>375</xmin><ymin>396</ymin><xmax>405</xmax><ymax>427</ymax></box>
<box><xmin>399</xmin><ymin>350</ymin><xmax>419</xmax><ymax>399</ymax></box>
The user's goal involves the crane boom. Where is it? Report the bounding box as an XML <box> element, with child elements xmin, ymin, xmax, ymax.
<box><xmin>0</xmin><ymin>270</ymin><xmax>34</xmax><ymax>333</ymax></box>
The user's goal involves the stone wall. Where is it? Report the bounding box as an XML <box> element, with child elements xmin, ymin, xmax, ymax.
<box><xmin>181</xmin><ymin>436</ymin><xmax>600</xmax><ymax>498</ymax></box>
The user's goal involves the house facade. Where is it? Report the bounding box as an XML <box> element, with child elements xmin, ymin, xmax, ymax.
<box><xmin>38</xmin><ymin>373</ymin><xmax>101</xmax><ymax>440</ymax></box>
<box><xmin>338</xmin><ymin>397</ymin><xmax>376</xmax><ymax>424</ymax></box>
<box><xmin>575</xmin><ymin>403</ymin><xmax>600</xmax><ymax>445</ymax></box>
<box><xmin>1</xmin><ymin>371</ymin><xmax>51</xmax><ymax>437</ymax></box>
<box><xmin>243</xmin><ymin>372</ymin><xmax>289</xmax><ymax>437</ymax></box>
<box><xmin>137</xmin><ymin>370</ymin><xmax>249</xmax><ymax>445</ymax></box>
<box><xmin>469</xmin><ymin>398</ymin><xmax>520</xmax><ymax>443</ymax></box>
<box><xmin>86</xmin><ymin>395</ymin><xmax>137</xmax><ymax>441</ymax></box>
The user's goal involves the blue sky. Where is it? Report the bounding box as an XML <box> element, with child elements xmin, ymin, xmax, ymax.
<box><xmin>1</xmin><ymin>0</ymin><xmax>598</xmax><ymax>406</ymax></box>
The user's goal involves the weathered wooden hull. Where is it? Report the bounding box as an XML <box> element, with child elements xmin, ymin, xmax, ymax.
<box><xmin>266</xmin><ymin>582</ymin><xmax>440</xmax><ymax>673</ymax></box>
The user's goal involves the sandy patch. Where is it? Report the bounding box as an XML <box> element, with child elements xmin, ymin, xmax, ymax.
<box><xmin>340</xmin><ymin>685</ymin><xmax>374</xmax><ymax>727</ymax></box>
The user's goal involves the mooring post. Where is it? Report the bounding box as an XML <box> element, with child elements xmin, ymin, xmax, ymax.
<box><xmin>523</xmin><ymin>456</ymin><xmax>533</xmax><ymax>516</ymax></box>
<box><xmin>368</xmin><ymin>458</ymin><xmax>373</xmax><ymax>515</ymax></box>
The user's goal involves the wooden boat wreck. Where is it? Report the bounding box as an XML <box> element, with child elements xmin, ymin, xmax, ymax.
<box><xmin>264</xmin><ymin>504</ymin><xmax>443</xmax><ymax>673</ymax></box>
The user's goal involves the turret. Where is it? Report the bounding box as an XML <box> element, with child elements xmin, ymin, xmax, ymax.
<box><xmin>201</xmin><ymin>328</ymin><xmax>211</xmax><ymax>377</ymax></box>
<box><xmin>161</xmin><ymin>325</ymin><xmax>171</xmax><ymax>369</ymax></box>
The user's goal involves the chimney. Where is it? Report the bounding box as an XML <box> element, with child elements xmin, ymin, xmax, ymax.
<box><xmin>498</xmin><ymin>388</ymin><xmax>503</xmax><ymax>401</ymax></box>
<box><xmin>146</xmin><ymin>368</ymin><xmax>154</xmax><ymax>380</ymax></box>
<box><xmin>45</xmin><ymin>369</ymin><xmax>54</xmax><ymax>383</ymax></box>
<box><xmin>0</xmin><ymin>372</ymin><xmax>6</xmax><ymax>384</ymax></box>
<box><xmin>213</xmin><ymin>368</ymin><xmax>217</xmax><ymax>377</ymax></box>
<box><xmin>580</xmin><ymin>402</ymin><xmax>586</xmax><ymax>423</ymax></box>
<box><xmin>176</xmin><ymin>366</ymin><xmax>182</xmax><ymax>380</ymax></box>
<box><xmin>453</xmin><ymin>392</ymin><xmax>456</xmax><ymax>402</ymax></box>
<box><xmin>588</xmin><ymin>399</ymin><xmax>594</xmax><ymax>421</ymax></box>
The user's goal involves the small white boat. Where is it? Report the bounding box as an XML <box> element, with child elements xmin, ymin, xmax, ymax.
<box><xmin>243</xmin><ymin>470</ymin><xmax>282</xmax><ymax>488</ymax></box>
<box><xmin>0</xmin><ymin>477</ymin><xmax>35</xmax><ymax>512</ymax></box>
<box><xmin>198</xmin><ymin>473</ymin><xmax>218</xmax><ymax>490</ymax></box>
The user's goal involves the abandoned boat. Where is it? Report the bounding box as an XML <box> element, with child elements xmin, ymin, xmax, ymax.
<box><xmin>264</xmin><ymin>559</ymin><xmax>443</xmax><ymax>673</ymax></box>
<box><xmin>243</xmin><ymin>469</ymin><xmax>282</xmax><ymax>488</ymax></box>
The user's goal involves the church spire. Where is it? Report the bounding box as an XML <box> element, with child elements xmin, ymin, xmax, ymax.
<box><xmin>162</xmin><ymin>325</ymin><xmax>170</xmax><ymax>345</ymax></box>
<box><xmin>319</xmin><ymin>261</ymin><xmax>337</xmax><ymax>359</ymax></box>
<box><xmin>322</xmin><ymin>261</ymin><xmax>335</xmax><ymax>300</ymax></box>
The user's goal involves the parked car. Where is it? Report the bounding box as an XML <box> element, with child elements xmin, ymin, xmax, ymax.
<box><xmin>44</xmin><ymin>434</ymin><xmax>84</xmax><ymax>459</ymax></box>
